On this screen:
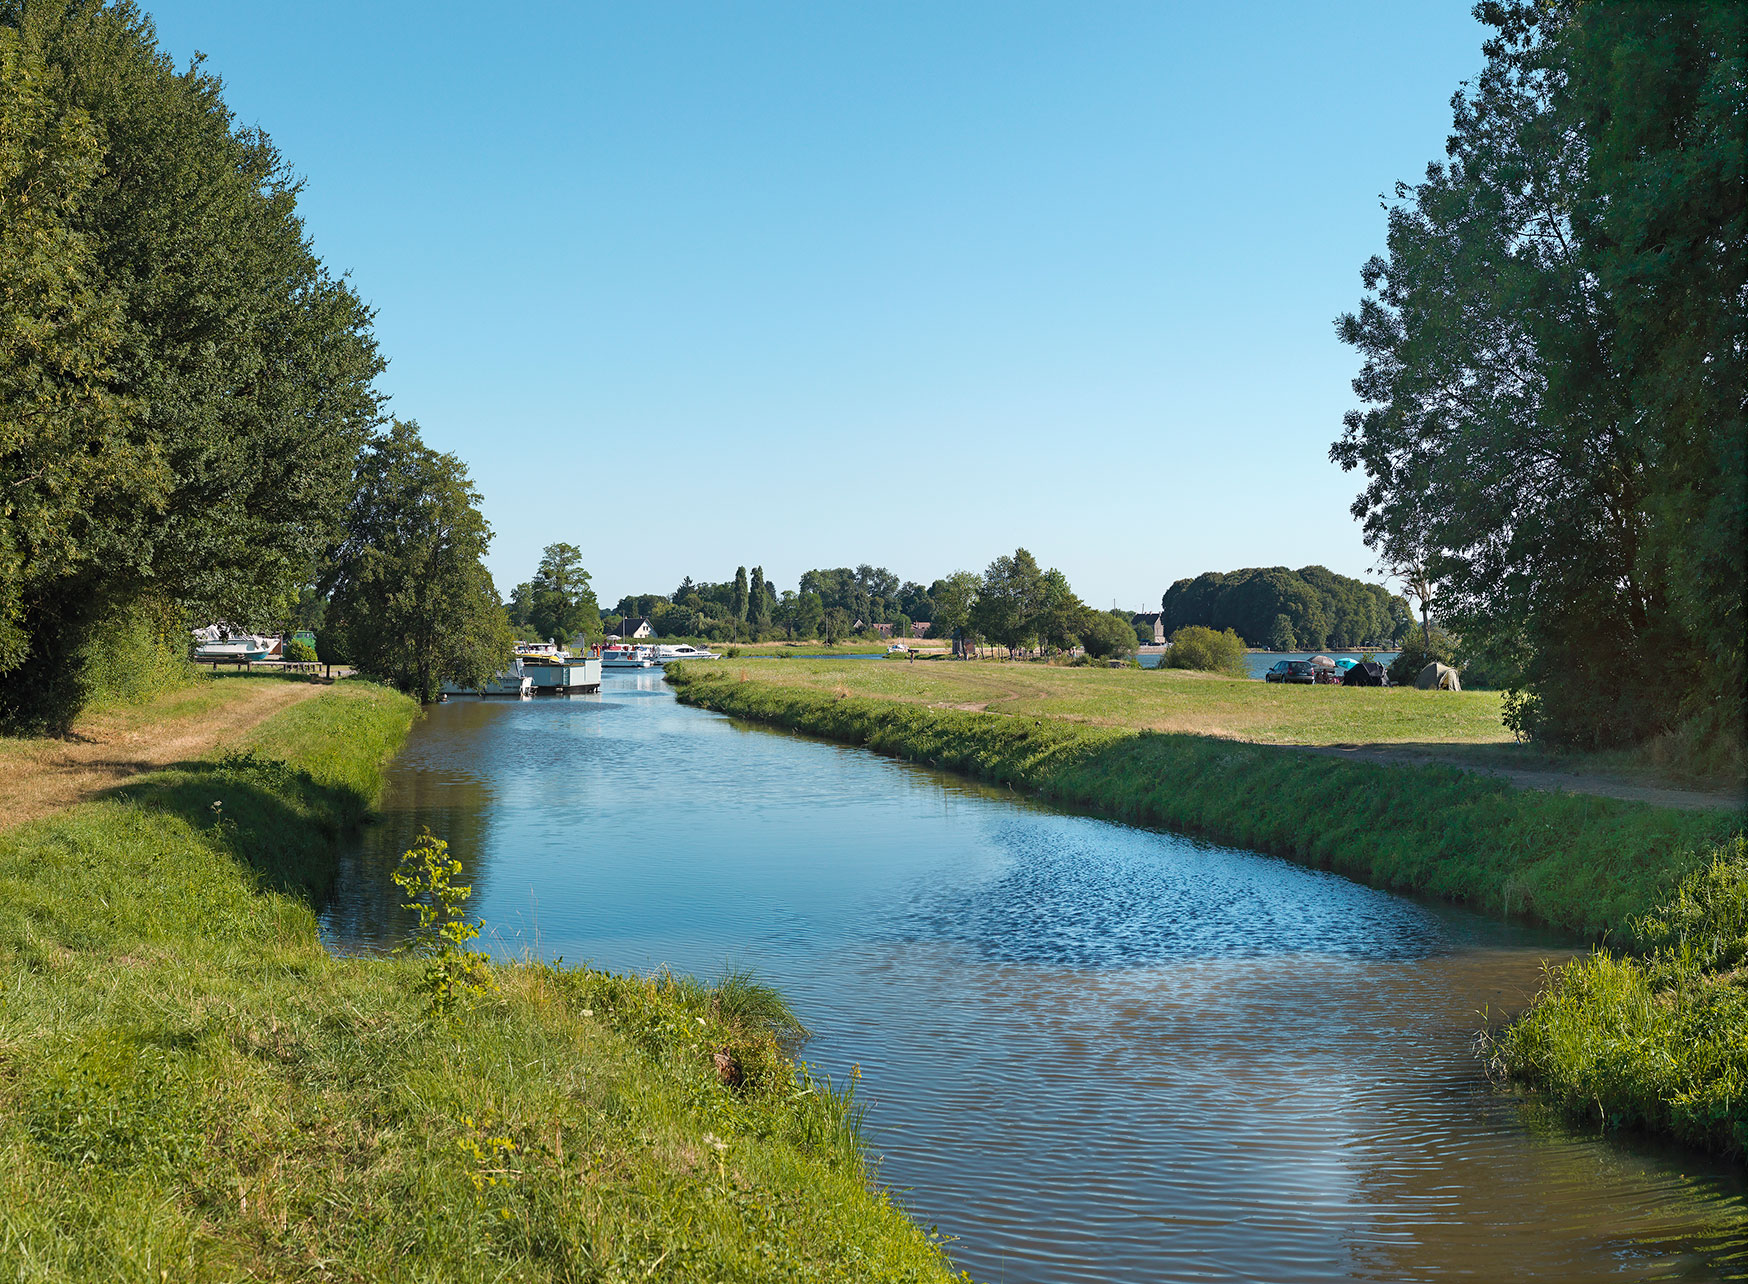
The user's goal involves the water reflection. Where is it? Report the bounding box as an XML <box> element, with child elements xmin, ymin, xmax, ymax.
<box><xmin>323</xmin><ymin>675</ymin><xmax>1748</xmax><ymax>1283</ymax></box>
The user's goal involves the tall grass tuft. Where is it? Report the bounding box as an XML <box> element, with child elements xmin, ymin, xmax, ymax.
<box><xmin>1487</xmin><ymin>838</ymin><xmax>1748</xmax><ymax>1157</ymax></box>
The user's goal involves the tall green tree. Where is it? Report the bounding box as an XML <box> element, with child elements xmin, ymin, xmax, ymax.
<box><xmin>527</xmin><ymin>542</ymin><xmax>600</xmax><ymax>645</ymax></box>
<box><xmin>732</xmin><ymin>566</ymin><xmax>749</xmax><ymax>628</ymax></box>
<box><xmin>324</xmin><ymin>421</ymin><xmax>511</xmax><ymax>703</ymax></box>
<box><xmin>749</xmin><ymin>565</ymin><xmax>770</xmax><ymax>632</ymax></box>
<box><xmin>926</xmin><ymin>571</ymin><xmax>981</xmax><ymax>643</ymax></box>
<box><xmin>792</xmin><ymin>591</ymin><xmax>824</xmax><ymax>641</ymax></box>
<box><xmin>974</xmin><ymin>549</ymin><xmax>1047</xmax><ymax>656</ymax></box>
<box><xmin>0</xmin><ymin>1</ymin><xmax>382</xmax><ymax>730</ymax></box>
<box><xmin>1333</xmin><ymin>1</ymin><xmax>1745</xmax><ymax>746</ymax></box>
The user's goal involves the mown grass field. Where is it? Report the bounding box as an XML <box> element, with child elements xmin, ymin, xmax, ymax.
<box><xmin>713</xmin><ymin>655</ymin><xmax>1509</xmax><ymax>744</ymax></box>
<box><xmin>0</xmin><ymin>679</ymin><xmax>965</xmax><ymax>1281</ymax></box>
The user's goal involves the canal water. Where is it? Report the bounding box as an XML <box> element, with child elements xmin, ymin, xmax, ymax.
<box><xmin>321</xmin><ymin>673</ymin><xmax>1747</xmax><ymax>1283</ymax></box>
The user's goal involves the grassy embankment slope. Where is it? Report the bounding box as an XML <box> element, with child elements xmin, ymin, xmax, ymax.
<box><xmin>668</xmin><ymin>660</ymin><xmax>1747</xmax><ymax>1156</ymax></box>
<box><xmin>0</xmin><ymin>678</ymin><xmax>963</xmax><ymax>1281</ymax></box>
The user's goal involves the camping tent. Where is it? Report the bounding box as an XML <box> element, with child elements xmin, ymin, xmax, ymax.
<box><xmin>1416</xmin><ymin>662</ymin><xmax>1461</xmax><ymax>691</ymax></box>
<box><xmin>1345</xmin><ymin>661</ymin><xmax>1387</xmax><ymax>687</ymax></box>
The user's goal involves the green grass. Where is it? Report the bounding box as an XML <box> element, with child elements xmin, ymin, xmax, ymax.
<box><xmin>0</xmin><ymin>680</ymin><xmax>965</xmax><ymax>1281</ymax></box>
<box><xmin>707</xmin><ymin>655</ymin><xmax>1513</xmax><ymax>746</ymax></box>
<box><xmin>1487</xmin><ymin>840</ymin><xmax>1748</xmax><ymax>1157</ymax></box>
<box><xmin>668</xmin><ymin>665</ymin><xmax>1739</xmax><ymax>936</ymax></box>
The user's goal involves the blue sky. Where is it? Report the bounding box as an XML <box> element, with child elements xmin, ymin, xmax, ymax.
<box><xmin>146</xmin><ymin>2</ymin><xmax>1487</xmax><ymax>612</ymax></box>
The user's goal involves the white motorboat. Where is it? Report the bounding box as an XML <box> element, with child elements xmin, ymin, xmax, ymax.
<box><xmin>601</xmin><ymin>644</ymin><xmax>657</xmax><ymax>669</ymax></box>
<box><xmin>655</xmin><ymin>644</ymin><xmax>718</xmax><ymax>662</ymax></box>
<box><xmin>192</xmin><ymin>628</ymin><xmax>277</xmax><ymax>662</ymax></box>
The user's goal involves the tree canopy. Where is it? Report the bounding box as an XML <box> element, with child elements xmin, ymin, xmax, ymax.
<box><xmin>1160</xmin><ymin>567</ymin><xmax>1410</xmax><ymax>651</ymax></box>
<box><xmin>525</xmin><ymin>543</ymin><xmax>600</xmax><ymax>644</ymax></box>
<box><xmin>1333</xmin><ymin>1</ymin><xmax>1745</xmax><ymax>747</ymax></box>
<box><xmin>0</xmin><ymin>1</ymin><xmax>384</xmax><ymax>729</ymax></box>
<box><xmin>324</xmin><ymin>422</ymin><xmax>510</xmax><ymax>703</ymax></box>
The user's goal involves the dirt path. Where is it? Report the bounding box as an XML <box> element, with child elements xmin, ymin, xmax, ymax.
<box><xmin>1298</xmin><ymin>743</ymin><xmax>1745</xmax><ymax>812</ymax></box>
<box><xmin>0</xmin><ymin>679</ymin><xmax>327</xmax><ymax>833</ymax></box>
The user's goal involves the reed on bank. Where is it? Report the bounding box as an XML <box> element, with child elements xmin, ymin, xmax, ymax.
<box><xmin>0</xmin><ymin>678</ymin><xmax>963</xmax><ymax>1281</ymax></box>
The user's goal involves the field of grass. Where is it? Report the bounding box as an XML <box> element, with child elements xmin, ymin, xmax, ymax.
<box><xmin>0</xmin><ymin>680</ymin><xmax>964</xmax><ymax>1281</ymax></box>
<box><xmin>710</xmin><ymin>655</ymin><xmax>1510</xmax><ymax>745</ymax></box>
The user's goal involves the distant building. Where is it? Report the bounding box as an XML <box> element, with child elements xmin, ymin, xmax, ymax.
<box><xmin>619</xmin><ymin>617</ymin><xmax>654</xmax><ymax>639</ymax></box>
<box><xmin>1132</xmin><ymin>612</ymin><xmax>1166</xmax><ymax>644</ymax></box>
<box><xmin>910</xmin><ymin>621</ymin><xmax>931</xmax><ymax>638</ymax></box>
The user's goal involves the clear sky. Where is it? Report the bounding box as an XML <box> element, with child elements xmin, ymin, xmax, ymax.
<box><xmin>144</xmin><ymin>1</ymin><xmax>1487</xmax><ymax>613</ymax></box>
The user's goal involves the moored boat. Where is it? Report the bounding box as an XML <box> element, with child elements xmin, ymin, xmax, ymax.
<box><xmin>602</xmin><ymin>644</ymin><xmax>657</xmax><ymax>669</ymax></box>
<box><xmin>654</xmin><ymin>644</ymin><xmax>718</xmax><ymax>662</ymax></box>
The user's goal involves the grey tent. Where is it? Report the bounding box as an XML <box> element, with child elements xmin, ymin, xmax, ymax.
<box><xmin>1416</xmin><ymin>661</ymin><xmax>1461</xmax><ymax>691</ymax></box>
<box><xmin>1345</xmin><ymin>661</ymin><xmax>1387</xmax><ymax>687</ymax></box>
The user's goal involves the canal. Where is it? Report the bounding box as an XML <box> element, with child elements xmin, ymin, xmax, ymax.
<box><xmin>321</xmin><ymin>672</ymin><xmax>1747</xmax><ymax>1282</ymax></box>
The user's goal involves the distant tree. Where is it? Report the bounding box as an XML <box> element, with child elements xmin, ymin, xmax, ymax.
<box><xmin>1163</xmin><ymin>626</ymin><xmax>1246</xmax><ymax>677</ymax></box>
<box><xmin>1033</xmin><ymin>568</ymin><xmax>1086</xmax><ymax>654</ymax></box>
<box><xmin>325</xmin><ymin>421</ymin><xmax>512</xmax><ymax>703</ymax></box>
<box><xmin>792</xmin><ymin>592</ymin><xmax>824</xmax><ymax>641</ymax></box>
<box><xmin>926</xmin><ymin>572</ymin><xmax>980</xmax><ymax>643</ymax></box>
<box><xmin>819</xmin><ymin>607</ymin><xmax>852</xmax><ymax>644</ymax></box>
<box><xmin>527</xmin><ymin>543</ymin><xmax>600</xmax><ymax>644</ymax></box>
<box><xmin>749</xmin><ymin>566</ymin><xmax>770</xmax><ymax>631</ymax></box>
<box><xmin>974</xmin><ymin>549</ymin><xmax>1047</xmax><ymax>656</ymax></box>
<box><xmin>732</xmin><ymin>566</ymin><xmax>749</xmax><ymax>627</ymax></box>
<box><xmin>890</xmin><ymin>612</ymin><xmax>911</xmax><ymax>641</ymax></box>
<box><xmin>505</xmin><ymin>582</ymin><xmax>535</xmax><ymax>632</ymax></box>
<box><xmin>1081</xmin><ymin>611</ymin><xmax>1136</xmax><ymax>660</ymax></box>
<box><xmin>1268</xmin><ymin>614</ymin><xmax>1297</xmax><ymax>652</ymax></box>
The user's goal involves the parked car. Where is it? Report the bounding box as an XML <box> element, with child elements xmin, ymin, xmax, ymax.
<box><xmin>1265</xmin><ymin>660</ymin><xmax>1316</xmax><ymax>684</ymax></box>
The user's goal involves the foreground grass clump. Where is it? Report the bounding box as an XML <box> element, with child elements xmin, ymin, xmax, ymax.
<box><xmin>668</xmin><ymin>665</ymin><xmax>1738</xmax><ymax>936</ymax></box>
<box><xmin>1488</xmin><ymin>840</ymin><xmax>1748</xmax><ymax>1156</ymax></box>
<box><xmin>0</xmin><ymin>681</ymin><xmax>963</xmax><ymax>1281</ymax></box>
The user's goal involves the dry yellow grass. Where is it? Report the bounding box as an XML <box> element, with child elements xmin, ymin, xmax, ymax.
<box><xmin>0</xmin><ymin>674</ymin><xmax>327</xmax><ymax>831</ymax></box>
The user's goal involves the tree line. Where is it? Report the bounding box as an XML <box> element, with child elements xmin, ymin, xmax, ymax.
<box><xmin>0</xmin><ymin>1</ymin><xmax>511</xmax><ymax>723</ymax></box>
<box><xmin>1335</xmin><ymin>1</ymin><xmax>1744</xmax><ymax>750</ymax></box>
<box><xmin>599</xmin><ymin>554</ymin><xmax>1138</xmax><ymax>658</ymax></box>
<box><xmin>1159</xmin><ymin>567</ymin><xmax>1414</xmax><ymax>652</ymax></box>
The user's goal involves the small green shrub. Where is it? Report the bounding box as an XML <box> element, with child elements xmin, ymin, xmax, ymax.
<box><xmin>392</xmin><ymin>829</ymin><xmax>495</xmax><ymax>1016</ymax></box>
<box><xmin>1163</xmin><ymin>625</ymin><xmax>1246</xmax><ymax>676</ymax></box>
<box><xmin>283</xmin><ymin>638</ymin><xmax>318</xmax><ymax>663</ymax></box>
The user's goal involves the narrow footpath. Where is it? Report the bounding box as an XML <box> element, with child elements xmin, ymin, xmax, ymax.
<box><xmin>0</xmin><ymin>677</ymin><xmax>327</xmax><ymax>831</ymax></box>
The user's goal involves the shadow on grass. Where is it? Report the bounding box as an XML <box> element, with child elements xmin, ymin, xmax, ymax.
<box><xmin>101</xmin><ymin>751</ymin><xmax>374</xmax><ymax>903</ymax></box>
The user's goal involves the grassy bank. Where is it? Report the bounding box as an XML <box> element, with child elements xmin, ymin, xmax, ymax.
<box><xmin>0</xmin><ymin>680</ymin><xmax>964</xmax><ymax>1281</ymax></box>
<box><xmin>1488</xmin><ymin>842</ymin><xmax>1748</xmax><ymax>1157</ymax></box>
<box><xmin>669</xmin><ymin>664</ymin><xmax>1746</xmax><ymax>1157</ymax></box>
<box><xmin>667</xmin><ymin>666</ymin><xmax>1738</xmax><ymax>938</ymax></box>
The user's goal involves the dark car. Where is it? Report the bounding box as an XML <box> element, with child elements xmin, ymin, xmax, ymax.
<box><xmin>1265</xmin><ymin>660</ymin><xmax>1316</xmax><ymax>684</ymax></box>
